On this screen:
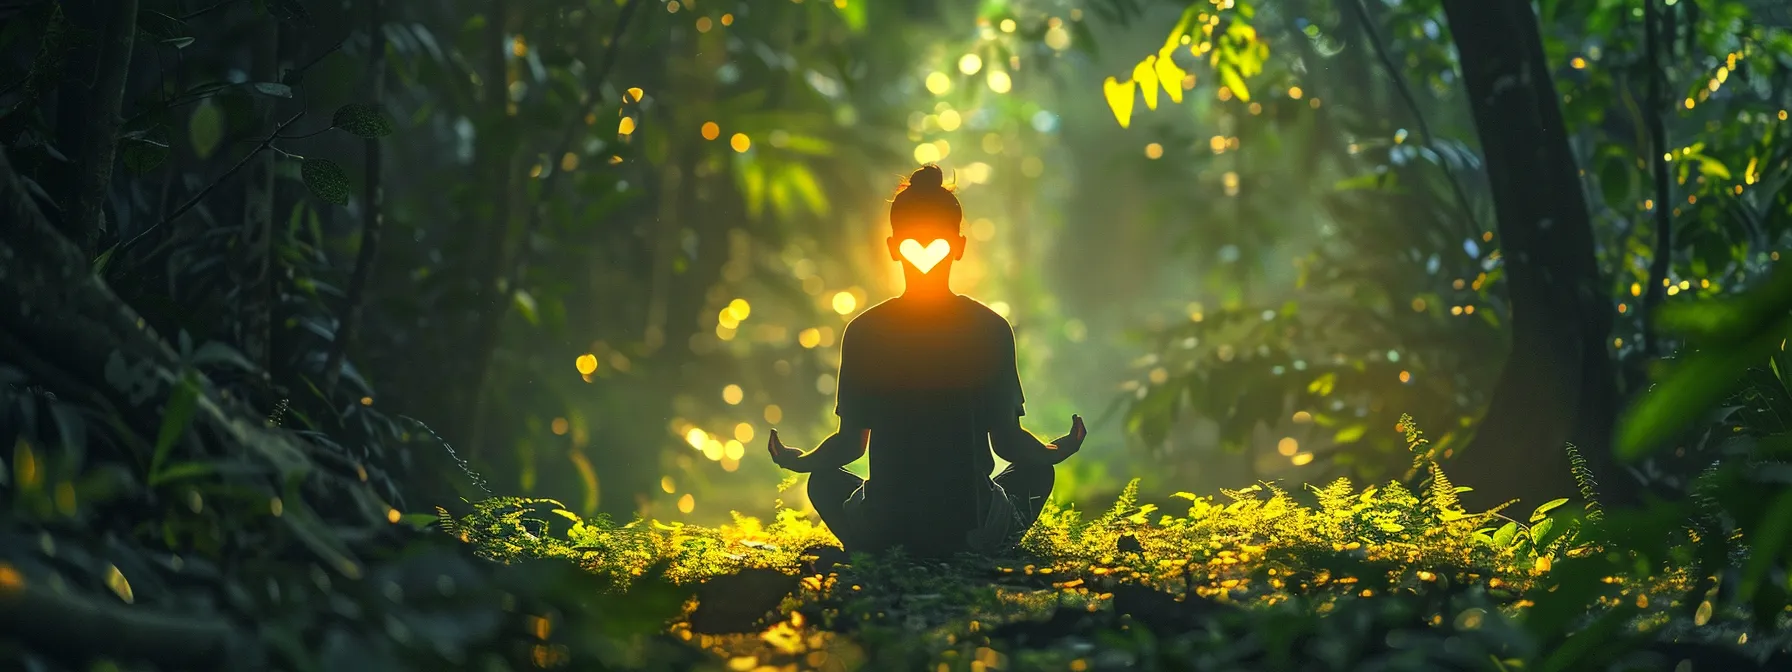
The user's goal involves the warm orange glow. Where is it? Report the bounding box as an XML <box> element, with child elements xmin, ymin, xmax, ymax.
<box><xmin>0</xmin><ymin>562</ymin><xmax>23</xmax><ymax>596</ymax></box>
<box><xmin>701</xmin><ymin>121</ymin><xmax>720</xmax><ymax>140</ymax></box>
<box><xmin>899</xmin><ymin>238</ymin><xmax>951</xmax><ymax>273</ymax></box>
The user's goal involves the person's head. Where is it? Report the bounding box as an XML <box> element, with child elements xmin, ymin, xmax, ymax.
<box><xmin>885</xmin><ymin>164</ymin><xmax>966</xmax><ymax>294</ymax></box>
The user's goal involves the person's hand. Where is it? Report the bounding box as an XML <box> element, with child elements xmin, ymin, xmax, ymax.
<box><xmin>1045</xmin><ymin>414</ymin><xmax>1087</xmax><ymax>463</ymax></box>
<box><xmin>766</xmin><ymin>429</ymin><xmax>805</xmax><ymax>470</ymax></box>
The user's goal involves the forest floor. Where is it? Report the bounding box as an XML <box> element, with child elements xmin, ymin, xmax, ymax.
<box><xmin>447</xmin><ymin>441</ymin><xmax>1783</xmax><ymax>672</ymax></box>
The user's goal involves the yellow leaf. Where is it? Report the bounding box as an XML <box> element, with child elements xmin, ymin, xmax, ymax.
<box><xmin>626</xmin><ymin>87</ymin><xmax>644</xmax><ymax>103</ymax></box>
<box><xmin>1103</xmin><ymin>77</ymin><xmax>1136</xmax><ymax>128</ymax></box>
<box><xmin>1334</xmin><ymin>424</ymin><xmax>1368</xmax><ymax>444</ymax></box>
<box><xmin>1163</xmin><ymin>5</ymin><xmax>1201</xmax><ymax>50</ymax></box>
<box><xmin>104</xmin><ymin>564</ymin><xmax>134</xmax><ymax>604</ymax></box>
<box><xmin>1133</xmin><ymin>57</ymin><xmax>1160</xmax><ymax>110</ymax></box>
<box><xmin>1155</xmin><ymin>46</ymin><xmax>1188</xmax><ymax>104</ymax></box>
<box><xmin>1220</xmin><ymin>65</ymin><xmax>1251</xmax><ymax>102</ymax></box>
<box><xmin>1307</xmin><ymin>372</ymin><xmax>1335</xmax><ymax>396</ymax></box>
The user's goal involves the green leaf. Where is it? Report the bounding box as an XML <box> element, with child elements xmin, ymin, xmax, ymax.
<box><xmin>834</xmin><ymin>0</ymin><xmax>867</xmax><ymax>31</ymax></box>
<box><xmin>281</xmin><ymin>495</ymin><xmax>363</xmax><ymax>579</ymax></box>
<box><xmin>250</xmin><ymin>82</ymin><xmax>293</xmax><ymax>98</ymax></box>
<box><xmin>161</xmin><ymin>36</ymin><xmax>195</xmax><ymax>49</ymax></box>
<box><xmin>150</xmin><ymin>461</ymin><xmax>216</xmax><ymax>485</ymax></box>
<box><xmin>151</xmin><ymin>373</ymin><xmax>200</xmax><ymax>481</ymax></box>
<box><xmin>331</xmin><ymin>103</ymin><xmax>396</xmax><ymax>138</ymax></box>
<box><xmin>301</xmin><ymin>157</ymin><xmax>351</xmax><ymax>205</ymax></box>
<box><xmin>783</xmin><ymin>163</ymin><xmax>829</xmax><ymax>216</ymax></box>
<box><xmin>92</xmin><ymin>245</ymin><xmax>118</xmax><ymax>277</ymax></box>
<box><xmin>1333</xmin><ymin>424</ymin><xmax>1368</xmax><ymax>444</ymax></box>
<box><xmin>188</xmin><ymin>100</ymin><xmax>223</xmax><ymax>159</ymax></box>
<box><xmin>1493</xmin><ymin>521</ymin><xmax>1519</xmax><ymax>547</ymax></box>
<box><xmin>513</xmin><ymin>289</ymin><xmax>539</xmax><ymax>326</ymax></box>
<box><xmin>1530</xmin><ymin>498</ymin><xmax>1571</xmax><ymax>523</ymax></box>
<box><xmin>1333</xmin><ymin>171</ymin><xmax>1392</xmax><ymax>191</ymax></box>
<box><xmin>1738</xmin><ymin>489</ymin><xmax>1792</xmax><ymax>600</ymax></box>
<box><xmin>1617</xmin><ymin>320</ymin><xmax>1791</xmax><ymax>461</ymax></box>
<box><xmin>122</xmin><ymin>136</ymin><xmax>170</xmax><ymax>174</ymax></box>
<box><xmin>1529</xmin><ymin>518</ymin><xmax>1554</xmax><ymax>545</ymax></box>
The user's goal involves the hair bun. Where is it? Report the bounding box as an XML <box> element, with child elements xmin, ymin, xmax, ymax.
<box><xmin>907</xmin><ymin>164</ymin><xmax>944</xmax><ymax>190</ymax></box>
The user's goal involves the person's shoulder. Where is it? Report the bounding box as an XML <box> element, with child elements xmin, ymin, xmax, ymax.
<box><xmin>955</xmin><ymin>296</ymin><xmax>1015</xmax><ymax>332</ymax></box>
<box><xmin>844</xmin><ymin>297</ymin><xmax>899</xmax><ymax>334</ymax></box>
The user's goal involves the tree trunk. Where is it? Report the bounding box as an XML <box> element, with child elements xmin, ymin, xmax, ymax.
<box><xmin>67</xmin><ymin>0</ymin><xmax>137</xmax><ymax>258</ymax></box>
<box><xmin>1439</xmin><ymin>0</ymin><xmax>1632</xmax><ymax>509</ymax></box>
<box><xmin>239</xmin><ymin>18</ymin><xmax>280</xmax><ymax>388</ymax></box>
<box><xmin>324</xmin><ymin>0</ymin><xmax>387</xmax><ymax>395</ymax></box>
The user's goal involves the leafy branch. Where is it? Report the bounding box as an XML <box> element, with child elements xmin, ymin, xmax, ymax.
<box><xmin>1344</xmin><ymin>0</ymin><xmax>1482</xmax><ymax>236</ymax></box>
<box><xmin>113</xmin><ymin>102</ymin><xmax>394</xmax><ymax>260</ymax></box>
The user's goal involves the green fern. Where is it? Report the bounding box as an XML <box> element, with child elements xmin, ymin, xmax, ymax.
<box><xmin>1314</xmin><ymin>477</ymin><xmax>1355</xmax><ymax>518</ymax></box>
<box><xmin>265</xmin><ymin>397</ymin><xmax>290</xmax><ymax>428</ymax></box>
<box><xmin>1401</xmin><ymin>413</ymin><xmax>1442</xmax><ymax>473</ymax></box>
<box><xmin>1564</xmin><ymin>442</ymin><xmax>1604</xmax><ymax>521</ymax></box>
<box><xmin>1097</xmin><ymin>478</ymin><xmax>1142</xmax><ymax>526</ymax></box>
<box><xmin>1426</xmin><ymin>461</ymin><xmax>1462</xmax><ymax>518</ymax></box>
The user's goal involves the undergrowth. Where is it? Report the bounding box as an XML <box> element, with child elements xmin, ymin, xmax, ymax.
<box><xmin>445</xmin><ymin>415</ymin><xmax>1725</xmax><ymax>671</ymax></box>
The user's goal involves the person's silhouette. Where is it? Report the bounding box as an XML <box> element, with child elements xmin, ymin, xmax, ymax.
<box><xmin>766</xmin><ymin>164</ymin><xmax>1086</xmax><ymax>558</ymax></box>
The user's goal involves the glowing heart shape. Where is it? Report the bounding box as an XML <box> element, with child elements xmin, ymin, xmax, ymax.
<box><xmin>899</xmin><ymin>238</ymin><xmax>951</xmax><ymax>273</ymax></box>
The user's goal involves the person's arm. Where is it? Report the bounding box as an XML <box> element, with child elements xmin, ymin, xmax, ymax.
<box><xmin>984</xmin><ymin>314</ymin><xmax>1085</xmax><ymax>465</ymax></box>
<box><xmin>768</xmin><ymin>319</ymin><xmax>873</xmax><ymax>472</ymax></box>
<box><xmin>991</xmin><ymin>413</ymin><xmax>1085</xmax><ymax>466</ymax></box>
<box><xmin>768</xmin><ymin>422</ymin><xmax>869</xmax><ymax>473</ymax></box>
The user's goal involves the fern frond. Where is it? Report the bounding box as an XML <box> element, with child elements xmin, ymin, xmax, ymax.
<box><xmin>1563</xmin><ymin>443</ymin><xmax>1604</xmax><ymax>521</ymax></box>
<box><xmin>1315</xmin><ymin>477</ymin><xmax>1355</xmax><ymax>517</ymax></box>
<box><xmin>1426</xmin><ymin>461</ymin><xmax>1461</xmax><ymax>516</ymax></box>
<box><xmin>1483</xmin><ymin>498</ymin><xmax>1521</xmax><ymax>519</ymax></box>
<box><xmin>1401</xmin><ymin>413</ymin><xmax>1441</xmax><ymax>471</ymax></box>
<box><xmin>1102</xmin><ymin>478</ymin><xmax>1142</xmax><ymax>522</ymax></box>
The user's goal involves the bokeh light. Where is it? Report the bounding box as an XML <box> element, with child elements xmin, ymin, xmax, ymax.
<box><xmin>832</xmin><ymin>292</ymin><xmax>858</xmax><ymax>315</ymax></box>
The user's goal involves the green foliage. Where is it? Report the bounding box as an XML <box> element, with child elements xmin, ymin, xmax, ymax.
<box><xmin>187</xmin><ymin>99</ymin><xmax>223</xmax><ymax>159</ymax></box>
<box><xmin>1622</xmin><ymin>267</ymin><xmax>1792</xmax><ymax>460</ymax></box>
<box><xmin>330</xmin><ymin>103</ymin><xmax>395</xmax><ymax>139</ymax></box>
<box><xmin>300</xmin><ymin>157</ymin><xmax>351</xmax><ymax>205</ymax></box>
<box><xmin>444</xmin><ymin>415</ymin><xmax>1792</xmax><ymax>669</ymax></box>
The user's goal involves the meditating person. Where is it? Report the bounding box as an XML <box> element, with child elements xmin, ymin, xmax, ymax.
<box><xmin>766</xmin><ymin>164</ymin><xmax>1086</xmax><ymax>559</ymax></box>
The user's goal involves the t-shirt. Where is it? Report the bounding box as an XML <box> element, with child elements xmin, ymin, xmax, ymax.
<box><xmin>834</xmin><ymin>294</ymin><xmax>1025</xmax><ymax>556</ymax></box>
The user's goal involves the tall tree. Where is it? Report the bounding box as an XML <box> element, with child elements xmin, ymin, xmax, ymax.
<box><xmin>1439</xmin><ymin>0</ymin><xmax>1632</xmax><ymax>508</ymax></box>
<box><xmin>67</xmin><ymin>0</ymin><xmax>137</xmax><ymax>258</ymax></box>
